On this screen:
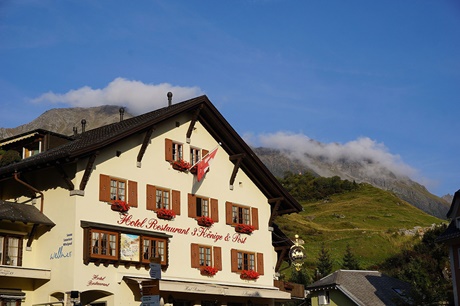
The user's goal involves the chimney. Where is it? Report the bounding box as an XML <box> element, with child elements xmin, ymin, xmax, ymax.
<box><xmin>119</xmin><ymin>107</ymin><xmax>125</xmax><ymax>122</ymax></box>
<box><xmin>73</xmin><ymin>127</ymin><xmax>78</xmax><ymax>136</ymax></box>
<box><xmin>167</xmin><ymin>92</ymin><xmax>173</xmax><ymax>107</ymax></box>
<box><xmin>81</xmin><ymin>119</ymin><xmax>86</xmax><ymax>133</ymax></box>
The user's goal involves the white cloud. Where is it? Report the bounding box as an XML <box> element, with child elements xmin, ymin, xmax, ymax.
<box><xmin>250</xmin><ymin>131</ymin><xmax>418</xmax><ymax>179</ymax></box>
<box><xmin>32</xmin><ymin>78</ymin><xmax>204</xmax><ymax>115</ymax></box>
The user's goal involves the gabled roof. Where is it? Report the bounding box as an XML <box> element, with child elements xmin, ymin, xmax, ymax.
<box><xmin>0</xmin><ymin>128</ymin><xmax>73</xmax><ymax>145</ymax></box>
<box><xmin>0</xmin><ymin>95</ymin><xmax>302</xmax><ymax>214</ymax></box>
<box><xmin>306</xmin><ymin>270</ymin><xmax>411</xmax><ymax>306</ymax></box>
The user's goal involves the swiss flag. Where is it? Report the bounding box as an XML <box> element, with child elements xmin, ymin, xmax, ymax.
<box><xmin>196</xmin><ymin>148</ymin><xmax>218</xmax><ymax>182</ymax></box>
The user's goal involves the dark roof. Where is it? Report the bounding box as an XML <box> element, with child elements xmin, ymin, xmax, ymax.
<box><xmin>437</xmin><ymin>190</ymin><xmax>460</xmax><ymax>243</ymax></box>
<box><xmin>0</xmin><ymin>128</ymin><xmax>73</xmax><ymax>144</ymax></box>
<box><xmin>0</xmin><ymin>95</ymin><xmax>302</xmax><ymax>214</ymax></box>
<box><xmin>306</xmin><ymin>270</ymin><xmax>412</xmax><ymax>306</ymax></box>
<box><xmin>0</xmin><ymin>200</ymin><xmax>55</xmax><ymax>226</ymax></box>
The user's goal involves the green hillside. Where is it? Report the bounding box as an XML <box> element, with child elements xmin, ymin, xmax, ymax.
<box><xmin>275</xmin><ymin>183</ymin><xmax>443</xmax><ymax>274</ymax></box>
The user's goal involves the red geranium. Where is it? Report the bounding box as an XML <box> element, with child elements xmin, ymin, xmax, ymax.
<box><xmin>235</xmin><ymin>223</ymin><xmax>255</xmax><ymax>234</ymax></box>
<box><xmin>156</xmin><ymin>208</ymin><xmax>176</xmax><ymax>220</ymax></box>
<box><xmin>240</xmin><ymin>269</ymin><xmax>260</xmax><ymax>280</ymax></box>
<box><xmin>200</xmin><ymin>266</ymin><xmax>218</xmax><ymax>276</ymax></box>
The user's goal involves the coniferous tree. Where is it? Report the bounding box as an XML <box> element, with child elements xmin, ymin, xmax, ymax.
<box><xmin>341</xmin><ymin>243</ymin><xmax>360</xmax><ymax>270</ymax></box>
<box><xmin>316</xmin><ymin>243</ymin><xmax>333</xmax><ymax>280</ymax></box>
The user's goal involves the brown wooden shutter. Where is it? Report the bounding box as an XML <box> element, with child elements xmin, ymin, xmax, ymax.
<box><xmin>257</xmin><ymin>253</ymin><xmax>264</xmax><ymax>275</ymax></box>
<box><xmin>211</xmin><ymin>198</ymin><xmax>219</xmax><ymax>222</ymax></box>
<box><xmin>188</xmin><ymin>193</ymin><xmax>196</xmax><ymax>218</ymax></box>
<box><xmin>251</xmin><ymin>207</ymin><xmax>259</xmax><ymax>230</ymax></box>
<box><xmin>226</xmin><ymin>202</ymin><xmax>233</xmax><ymax>224</ymax></box>
<box><xmin>83</xmin><ymin>228</ymin><xmax>90</xmax><ymax>264</ymax></box>
<box><xmin>231</xmin><ymin>249</ymin><xmax>238</xmax><ymax>272</ymax></box>
<box><xmin>202</xmin><ymin>149</ymin><xmax>209</xmax><ymax>159</ymax></box>
<box><xmin>146</xmin><ymin>185</ymin><xmax>156</xmax><ymax>211</ymax></box>
<box><xmin>128</xmin><ymin>180</ymin><xmax>138</xmax><ymax>208</ymax></box>
<box><xmin>17</xmin><ymin>239</ymin><xmax>23</xmax><ymax>266</ymax></box>
<box><xmin>172</xmin><ymin>190</ymin><xmax>181</xmax><ymax>216</ymax></box>
<box><xmin>191</xmin><ymin>243</ymin><xmax>199</xmax><ymax>268</ymax></box>
<box><xmin>214</xmin><ymin>246</ymin><xmax>222</xmax><ymax>271</ymax></box>
<box><xmin>99</xmin><ymin>174</ymin><xmax>111</xmax><ymax>202</ymax></box>
<box><xmin>165</xmin><ymin>138</ymin><xmax>173</xmax><ymax>161</ymax></box>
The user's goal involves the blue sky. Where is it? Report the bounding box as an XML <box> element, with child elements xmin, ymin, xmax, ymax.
<box><xmin>1</xmin><ymin>0</ymin><xmax>459</xmax><ymax>197</ymax></box>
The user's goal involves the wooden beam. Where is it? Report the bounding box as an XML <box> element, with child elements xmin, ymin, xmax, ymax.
<box><xmin>27</xmin><ymin>224</ymin><xmax>39</xmax><ymax>248</ymax></box>
<box><xmin>274</xmin><ymin>247</ymin><xmax>290</xmax><ymax>272</ymax></box>
<box><xmin>137</xmin><ymin>127</ymin><xmax>155</xmax><ymax>166</ymax></box>
<box><xmin>54</xmin><ymin>164</ymin><xmax>74</xmax><ymax>191</ymax></box>
<box><xmin>229</xmin><ymin>154</ymin><xmax>245</xmax><ymax>189</ymax></box>
<box><xmin>79</xmin><ymin>152</ymin><xmax>99</xmax><ymax>191</ymax></box>
<box><xmin>268</xmin><ymin>198</ymin><xmax>283</xmax><ymax>226</ymax></box>
<box><xmin>186</xmin><ymin>105</ymin><xmax>203</xmax><ymax>143</ymax></box>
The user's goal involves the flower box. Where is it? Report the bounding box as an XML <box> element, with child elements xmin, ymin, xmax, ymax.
<box><xmin>197</xmin><ymin>216</ymin><xmax>214</xmax><ymax>227</ymax></box>
<box><xmin>156</xmin><ymin>208</ymin><xmax>176</xmax><ymax>220</ymax></box>
<box><xmin>171</xmin><ymin>159</ymin><xmax>191</xmax><ymax>172</ymax></box>
<box><xmin>200</xmin><ymin>266</ymin><xmax>218</xmax><ymax>276</ymax></box>
<box><xmin>110</xmin><ymin>200</ymin><xmax>130</xmax><ymax>213</ymax></box>
<box><xmin>235</xmin><ymin>223</ymin><xmax>255</xmax><ymax>234</ymax></box>
<box><xmin>240</xmin><ymin>269</ymin><xmax>259</xmax><ymax>280</ymax></box>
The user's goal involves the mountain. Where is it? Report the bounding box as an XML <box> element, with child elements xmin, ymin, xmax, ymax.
<box><xmin>0</xmin><ymin>105</ymin><xmax>133</xmax><ymax>139</ymax></box>
<box><xmin>255</xmin><ymin>147</ymin><xmax>450</xmax><ymax>219</ymax></box>
<box><xmin>0</xmin><ymin>105</ymin><xmax>450</xmax><ymax>219</ymax></box>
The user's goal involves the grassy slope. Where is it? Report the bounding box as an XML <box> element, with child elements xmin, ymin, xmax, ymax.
<box><xmin>275</xmin><ymin>183</ymin><xmax>443</xmax><ymax>275</ymax></box>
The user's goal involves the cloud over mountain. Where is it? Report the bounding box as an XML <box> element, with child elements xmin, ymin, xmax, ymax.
<box><xmin>249</xmin><ymin>131</ymin><xmax>418</xmax><ymax>180</ymax></box>
<box><xmin>32</xmin><ymin>78</ymin><xmax>204</xmax><ymax>115</ymax></box>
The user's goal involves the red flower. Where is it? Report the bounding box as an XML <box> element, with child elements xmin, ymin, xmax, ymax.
<box><xmin>197</xmin><ymin>216</ymin><xmax>214</xmax><ymax>227</ymax></box>
<box><xmin>171</xmin><ymin>159</ymin><xmax>191</xmax><ymax>171</ymax></box>
<box><xmin>200</xmin><ymin>266</ymin><xmax>218</xmax><ymax>276</ymax></box>
<box><xmin>235</xmin><ymin>223</ymin><xmax>255</xmax><ymax>234</ymax></box>
<box><xmin>240</xmin><ymin>270</ymin><xmax>260</xmax><ymax>280</ymax></box>
<box><xmin>156</xmin><ymin>208</ymin><xmax>176</xmax><ymax>220</ymax></box>
<box><xmin>110</xmin><ymin>200</ymin><xmax>130</xmax><ymax>213</ymax></box>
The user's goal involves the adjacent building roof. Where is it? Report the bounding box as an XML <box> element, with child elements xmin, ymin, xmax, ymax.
<box><xmin>437</xmin><ymin>190</ymin><xmax>460</xmax><ymax>243</ymax></box>
<box><xmin>0</xmin><ymin>95</ymin><xmax>302</xmax><ymax>214</ymax></box>
<box><xmin>306</xmin><ymin>270</ymin><xmax>411</xmax><ymax>306</ymax></box>
<box><xmin>0</xmin><ymin>200</ymin><xmax>55</xmax><ymax>226</ymax></box>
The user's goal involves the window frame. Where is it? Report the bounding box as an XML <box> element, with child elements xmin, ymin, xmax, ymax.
<box><xmin>90</xmin><ymin>229</ymin><xmax>119</xmax><ymax>260</ymax></box>
<box><xmin>236</xmin><ymin>250</ymin><xmax>255</xmax><ymax>271</ymax></box>
<box><xmin>83</xmin><ymin>222</ymin><xmax>169</xmax><ymax>267</ymax></box>
<box><xmin>191</xmin><ymin>243</ymin><xmax>222</xmax><ymax>270</ymax></box>
<box><xmin>0</xmin><ymin>234</ymin><xmax>23</xmax><ymax>267</ymax></box>
<box><xmin>190</xmin><ymin>147</ymin><xmax>201</xmax><ymax>165</ymax></box>
<box><xmin>155</xmin><ymin>187</ymin><xmax>170</xmax><ymax>210</ymax></box>
<box><xmin>110</xmin><ymin>177</ymin><xmax>126</xmax><ymax>201</ymax></box>
<box><xmin>141</xmin><ymin>236</ymin><xmax>166</xmax><ymax>265</ymax></box>
<box><xmin>172</xmin><ymin>142</ymin><xmax>183</xmax><ymax>161</ymax></box>
<box><xmin>196</xmin><ymin>196</ymin><xmax>210</xmax><ymax>218</ymax></box>
<box><xmin>226</xmin><ymin>202</ymin><xmax>258</xmax><ymax>230</ymax></box>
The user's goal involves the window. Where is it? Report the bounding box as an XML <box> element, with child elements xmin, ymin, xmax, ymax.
<box><xmin>231</xmin><ymin>249</ymin><xmax>264</xmax><ymax>275</ymax></box>
<box><xmin>0</xmin><ymin>298</ymin><xmax>22</xmax><ymax>306</ymax></box>
<box><xmin>226</xmin><ymin>202</ymin><xmax>258</xmax><ymax>230</ymax></box>
<box><xmin>0</xmin><ymin>234</ymin><xmax>23</xmax><ymax>266</ymax></box>
<box><xmin>142</xmin><ymin>237</ymin><xmax>166</xmax><ymax>264</ymax></box>
<box><xmin>172</xmin><ymin>142</ymin><xmax>183</xmax><ymax>161</ymax></box>
<box><xmin>147</xmin><ymin>185</ymin><xmax>181</xmax><ymax>215</ymax></box>
<box><xmin>190</xmin><ymin>147</ymin><xmax>201</xmax><ymax>165</ymax></box>
<box><xmin>238</xmin><ymin>251</ymin><xmax>255</xmax><ymax>270</ymax></box>
<box><xmin>110</xmin><ymin>178</ymin><xmax>126</xmax><ymax>201</ymax></box>
<box><xmin>83</xmin><ymin>223</ymin><xmax>169</xmax><ymax>267</ymax></box>
<box><xmin>156</xmin><ymin>188</ymin><xmax>170</xmax><ymax>209</ymax></box>
<box><xmin>199</xmin><ymin>245</ymin><xmax>212</xmax><ymax>266</ymax></box>
<box><xmin>188</xmin><ymin>194</ymin><xmax>218</xmax><ymax>221</ymax></box>
<box><xmin>191</xmin><ymin>244</ymin><xmax>222</xmax><ymax>270</ymax></box>
<box><xmin>90</xmin><ymin>229</ymin><xmax>118</xmax><ymax>259</ymax></box>
<box><xmin>196</xmin><ymin>197</ymin><xmax>209</xmax><ymax>217</ymax></box>
<box><xmin>99</xmin><ymin>174</ymin><xmax>138</xmax><ymax>207</ymax></box>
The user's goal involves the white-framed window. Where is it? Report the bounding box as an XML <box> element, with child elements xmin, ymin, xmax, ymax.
<box><xmin>172</xmin><ymin>142</ymin><xmax>183</xmax><ymax>161</ymax></box>
<box><xmin>190</xmin><ymin>147</ymin><xmax>201</xmax><ymax>165</ymax></box>
<box><xmin>0</xmin><ymin>234</ymin><xmax>22</xmax><ymax>266</ymax></box>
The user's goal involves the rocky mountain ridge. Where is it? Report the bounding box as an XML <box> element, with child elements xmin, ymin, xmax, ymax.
<box><xmin>0</xmin><ymin>105</ymin><xmax>450</xmax><ymax>219</ymax></box>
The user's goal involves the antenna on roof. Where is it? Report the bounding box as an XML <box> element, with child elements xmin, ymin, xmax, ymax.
<box><xmin>119</xmin><ymin>107</ymin><xmax>125</xmax><ymax>122</ymax></box>
<box><xmin>73</xmin><ymin>127</ymin><xmax>78</xmax><ymax>136</ymax></box>
<box><xmin>81</xmin><ymin>119</ymin><xmax>86</xmax><ymax>133</ymax></box>
<box><xmin>167</xmin><ymin>92</ymin><xmax>173</xmax><ymax>107</ymax></box>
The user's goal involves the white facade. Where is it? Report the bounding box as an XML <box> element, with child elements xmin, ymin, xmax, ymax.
<box><xmin>0</xmin><ymin>97</ymin><xmax>301</xmax><ymax>306</ymax></box>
